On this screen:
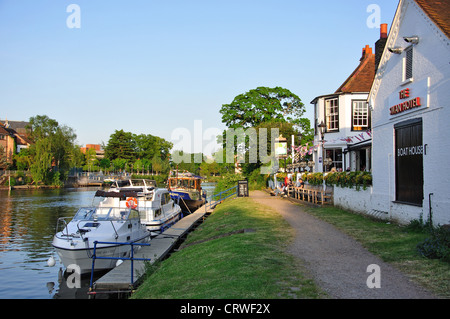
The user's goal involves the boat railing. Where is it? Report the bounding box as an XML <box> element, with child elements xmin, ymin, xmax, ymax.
<box><xmin>55</xmin><ymin>217</ymin><xmax>73</xmax><ymax>238</ymax></box>
<box><xmin>204</xmin><ymin>185</ymin><xmax>238</xmax><ymax>210</ymax></box>
<box><xmin>88</xmin><ymin>240</ymin><xmax>152</xmax><ymax>293</ymax></box>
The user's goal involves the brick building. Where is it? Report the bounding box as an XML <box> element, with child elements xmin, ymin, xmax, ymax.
<box><xmin>0</xmin><ymin>119</ymin><xmax>31</xmax><ymax>167</ymax></box>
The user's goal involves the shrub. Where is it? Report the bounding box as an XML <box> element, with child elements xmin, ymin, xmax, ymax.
<box><xmin>417</xmin><ymin>226</ymin><xmax>450</xmax><ymax>263</ymax></box>
<box><xmin>324</xmin><ymin>171</ymin><xmax>372</xmax><ymax>190</ymax></box>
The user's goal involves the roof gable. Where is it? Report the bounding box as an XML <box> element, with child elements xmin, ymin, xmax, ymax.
<box><xmin>335</xmin><ymin>45</ymin><xmax>375</xmax><ymax>93</ymax></box>
<box><xmin>415</xmin><ymin>0</ymin><xmax>450</xmax><ymax>38</ymax></box>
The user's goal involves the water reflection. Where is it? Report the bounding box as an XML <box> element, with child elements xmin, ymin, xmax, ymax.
<box><xmin>0</xmin><ymin>183</ymin><xmax>216</xmax><ymax>299</ymax></box>
<box><xmin>0</xmin><ymin>188</ymin><xmax>97</xmax><ymax>299</ymax></box>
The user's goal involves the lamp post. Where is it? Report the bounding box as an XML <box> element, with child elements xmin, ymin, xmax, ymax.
<box><xmin>318</xmin><ymin>121</ymin><xmax>327</xmax><ymax>172</ymax></box>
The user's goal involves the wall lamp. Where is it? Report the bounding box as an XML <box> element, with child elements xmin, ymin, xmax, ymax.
<box><xmin>404</xmin><ymin>35</ymin><xmax>419</xmax><ymax>44</ymax></box>
<box><xmin>388</xmin><ymin>47</ymin><xmax>404</xmax><ymax>54</ymax></box>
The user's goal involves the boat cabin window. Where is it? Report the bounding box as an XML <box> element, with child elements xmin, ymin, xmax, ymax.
<box><xmin>131</xmin><ymin>179</ymin><xmax>157</xmax><ymax>188</ymax></box>
<box><xmin>111</xmin><ymin>180</ymin><xmax>132</xmax><ymax>188</ymax></box>
<box><xmin>74</xmin><ymin>207</ymin><xmax>139</xmax><ymax>221</ymax></box>
<box><xmin>128</xmin><ymin>209</ymin><xmax>140</xmax><ymax>219</ymax></box>
<box><xmin>160</xmin><ymin>192</ymin><xmax>171</xmax><ymax>205</ymax></box>
<box><xmin>73</xmin><ymin>208</ymin><xmax>95</xmax><ymax>220</ymax></box>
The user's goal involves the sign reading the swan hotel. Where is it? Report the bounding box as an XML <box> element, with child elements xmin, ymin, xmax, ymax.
<box><xmin>390</xmin><ymin>89</ymin><xmax>422</xmax><ymax>115</ymax></box>
<box><xmin>389</xmin><ymin>77</ymin><xmax>430</xmax><ymax>116</ymax></box>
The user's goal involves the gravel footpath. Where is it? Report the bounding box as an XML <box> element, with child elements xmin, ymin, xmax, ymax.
<box><xmin>251</xmin><ymin>190</ymin><xmax>437</xmax><ymax>299</ymax></box>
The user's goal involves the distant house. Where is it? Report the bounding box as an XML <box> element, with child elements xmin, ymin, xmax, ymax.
<box><xmin>80</xmin><ymin>144</ymin><xmax>105</xmax><ymax>159</ymax></box>
<box><xmin>310</xmin><ymin>30</ymin><xmax>386</xmax><ymax>172</ymax></box>
<box><xmin>0</xmin><ymin>119</ymin><xmax>31</xmax><ymax>166</ymax></box>
<box><xmin>368</xmin><ymin>0</ymin><xmax>450</xmax><ymax>225</ymax></box>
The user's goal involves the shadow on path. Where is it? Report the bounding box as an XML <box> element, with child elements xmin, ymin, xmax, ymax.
<box><xmin>251</xmin><ymin>190</ymin><xmax>437</xmax><ymax>299</ymax></box>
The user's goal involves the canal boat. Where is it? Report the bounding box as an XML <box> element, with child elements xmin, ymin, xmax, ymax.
<box><xmin>52</xmin><ymin>190</ymin><xmax>152</xmax><ymax>274</ymax></box>
<box><xmin>109</xmin><ymin>179</ymin><xmax>182</xmax><ymax>235</ymax></box>
<box><xmin>167</xmin><ymin>171</ymin><xmax>206</xmax><ymax>214</ymax></box>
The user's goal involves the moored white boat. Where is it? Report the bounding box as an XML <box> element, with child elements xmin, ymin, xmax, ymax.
<box><xmin>109</xmin><ymin>179</ymin><xmax>182</xmax><ymax>235</ymax></box>
<box><xmin>52</xmin><ymin>190</ymin><xmax>152</xmax><ymax>274</ymax></box>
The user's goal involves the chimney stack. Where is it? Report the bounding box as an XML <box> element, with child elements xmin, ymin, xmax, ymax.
<box><xmin>361</xmin><ymin>44</ymin><xmax>373</xmax><ymax>61</ymax></box>
<box><xmin>375</xmin><ymin>23</ymin><xmax>388</xmax><ymax>73</ymax></box>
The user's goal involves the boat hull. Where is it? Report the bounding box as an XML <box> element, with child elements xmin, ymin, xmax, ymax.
<box><xmin>143</xmin><ymin>210</ymin><xmax>182</xmax><ymax>235</ymax></box>
<box><xmin>52</xmin><ymin>235</ymin><xmax>151</xmax><ymax>275</ymax></box>
<box><xmin>170</xmin><ymin>191</ymin><xmax>205</xmax><ymax>213</ymax></box>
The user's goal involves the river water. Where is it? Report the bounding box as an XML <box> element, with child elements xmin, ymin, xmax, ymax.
<box><xmin>0</xmin><ymin>183</ymin><xmax>216</xmax><ymax>299</ymax></box>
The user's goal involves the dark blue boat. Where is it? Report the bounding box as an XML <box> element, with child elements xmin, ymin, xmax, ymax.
<box><xmin>167</xmin><ymin>171</ymin><xmax>206</xmax><ymax>214</ymax></box>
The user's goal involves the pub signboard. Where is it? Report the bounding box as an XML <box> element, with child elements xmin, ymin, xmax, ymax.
<box><xmin>238</xmin><ymin>180</ymin><xmax>249</xmax><ymax>197</ymax></box>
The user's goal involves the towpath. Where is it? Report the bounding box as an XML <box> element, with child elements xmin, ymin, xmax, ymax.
<box><xmin>251</xmin><ymin>190</ymin><xmax>437</xmax><ymax>299</ymax></box>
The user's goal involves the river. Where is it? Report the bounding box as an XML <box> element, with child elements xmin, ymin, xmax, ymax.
<box><xmin>0</xmin><ymin>183</ymin><xmax>216</xmax><ymax>299</ymax></box>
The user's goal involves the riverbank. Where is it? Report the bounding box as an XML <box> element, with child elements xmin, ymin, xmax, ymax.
<box><xmin>131</xmin><ymin>195</ymin><xmax>325</xmax><ymax>299</ymax></box>
<box><xmin>132</xmin><ymin>191</ymin><xmax>448</xmax><ymax>299</ymax></box>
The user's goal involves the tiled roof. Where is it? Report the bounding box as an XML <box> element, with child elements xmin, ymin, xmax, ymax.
<box><xmin>415</xmin><ymin>0</ymin><xmax>450</xmax><ymax>38</ymax></box>
<box><xmin>335</xmin><ymin>45</ymin><xmax>375</xmax><ymax>93</ymax></box>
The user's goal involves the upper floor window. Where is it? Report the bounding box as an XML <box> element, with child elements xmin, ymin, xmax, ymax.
<box><xmin>325</xmin><ymin>98</ymin><xmax>339</xmax><ymax>132</ymax></box>
<box><xmin>403</xmin><ymin>46</ymin><xmax>413</xmax><ymax>81</ymax></box>
<box><xmin>352</xmin><ymin>100</ymin><xmax>370</xmax><ymax>131</ymax></box>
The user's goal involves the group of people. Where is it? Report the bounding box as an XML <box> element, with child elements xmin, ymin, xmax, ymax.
<box><xmin>272</xmin><ymin>175</ymin><xmax>304</xmax><ymax>197</ymax></box>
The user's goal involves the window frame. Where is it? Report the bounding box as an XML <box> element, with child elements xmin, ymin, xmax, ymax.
<box><xmin>351</xmin><ymin>100</ymin><xmax>371</xmax><ymax>131</ymax></box>
<box><xmin>325</xmin><ymin>98</ymin><xmax>339</xmax><ymax>132</ymax></box>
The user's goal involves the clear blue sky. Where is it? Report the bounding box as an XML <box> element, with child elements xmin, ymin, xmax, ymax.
<box><xmin>0</xmin><ymin>0</ymin><xmax>398</xmax><ymax>154</ymax></box>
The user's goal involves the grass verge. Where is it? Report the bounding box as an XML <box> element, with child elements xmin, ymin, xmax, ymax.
<box><xmin>131</xmin><ymin>197</ymin><xmax>326</xmax><ymax>299</ymax></box>
<box><xmin>302</xmin><ymin>204</ymin><xmax>450</xmax><ymax>298</ymax></box>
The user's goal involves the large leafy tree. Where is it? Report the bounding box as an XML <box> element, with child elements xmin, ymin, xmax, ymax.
<box><xmin>104</xmin><ymin>130</ymin><xmax>137</xmax><ymax>161</ymax></box>
<box><xmin>104</xmin><ymin>130</ymin><xmax>173</xmax><ymax>174</ymax></box>
<box><xmin>27</xmin><ymin>115</ymin><xmax>78</xmax><ymax>184</ymax></box>
<box><xmin>219</xmin><ymin>87</ymin><xmax>312</xmax><ymax>175</ymax></box>
<box><xmin>220</xmin><ymin>86</ymin><xmax>305</xmax><ymax>129</ymax></box>
<box><xmin>134</xmin><ymin>133</ymin><xmax>173</xmax><ymax>161</ymax></box>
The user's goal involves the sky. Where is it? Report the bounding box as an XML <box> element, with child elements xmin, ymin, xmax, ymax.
<box><xmin>0</xmin><ymin>0</ymin><xmax>399</xmax><ymax>155</ymax></box>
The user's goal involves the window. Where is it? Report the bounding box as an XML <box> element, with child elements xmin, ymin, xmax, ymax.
<box><xmin>352</xmin><ymin>100</ymin><xmax>370</xmax><ymax>131</ymax></box>
<box><xmin>404</xmin><ymin>46</ymin><xmax>413</xmax><ymax>81</ymax></box>
<box><xmin>325</xmin><ymin>98</ymin><xmax>339</xmax><ymax>131</ymax></box>
<box><xmin>325</xmin><ymin>149</ymin><xmax>343</xmax><ymax>171</ymax></box>
<box><xmin>395</xmin><ymin>118</ymin><xmax>423</xmax><ymax>205</ymax></box>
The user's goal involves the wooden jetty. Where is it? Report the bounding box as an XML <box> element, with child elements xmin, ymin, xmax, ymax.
<box><xmin>89</xmin><ymin>205</ymin><xmax>214</xmax><ymax>295</ymax></box>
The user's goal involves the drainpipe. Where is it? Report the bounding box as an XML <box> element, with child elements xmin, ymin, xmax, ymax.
<box><xmin>388</xmin><ymin>153</ymin><xmax>392</xmax><ymax>223</ymax></box>
<box><xmin>428</xmin><ymin>193</ymin><xmax>434</xmax><ymax>229</ymax></box>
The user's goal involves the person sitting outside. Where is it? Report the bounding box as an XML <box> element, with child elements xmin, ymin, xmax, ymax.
<box><xmin>298</xmin><ymin>178</ymin><xmax>305</xmax><ymax>188</ymax></box>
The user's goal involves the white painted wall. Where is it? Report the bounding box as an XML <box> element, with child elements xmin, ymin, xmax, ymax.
<box><xmin>313</xmin><ymin>92</ymin><xmax>370</xmax><ymax>172</ymax></box>
<box><xmin>369</xmin><ymin>0</ymin><xmax>450</xmax><ymax>226</ymax></box>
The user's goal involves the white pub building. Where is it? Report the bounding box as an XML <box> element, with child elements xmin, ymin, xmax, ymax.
<box><xmin>368</xmin><ymin>0</ymin><xmax>450</xmax><ymax>225</ymax></box>
<box><xmin>311</xmin><ymin>42</ymin><xmax>377</xmax><ymax>173</ymax></box>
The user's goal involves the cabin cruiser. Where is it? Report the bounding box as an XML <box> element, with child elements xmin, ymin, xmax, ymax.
<box><xmin>109</xmin><ymin>179</ymin><xmax>182</xmax><ymax>235</ymax></box>
<box><xmin>52</xmin><ymin>190</ymin><xmax>152</xmax><ymax>274</ymax></box>
<box><xmin>167</xmin><ymin>171</ymin><xmax>206</xmax><ymax>214</ymax></box>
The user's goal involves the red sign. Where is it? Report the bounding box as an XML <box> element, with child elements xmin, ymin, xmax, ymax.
<box><xmin>390</xmin><ymin>88</ymin><xmax>422</xmax><ymax>115</ymax></box>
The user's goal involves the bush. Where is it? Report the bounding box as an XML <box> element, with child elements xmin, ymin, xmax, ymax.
<box><xmin>408</xmin><ymin>216</ymin><xmax>450</xmax><ymax>263</ymax></box>
<box><xmin>246</xmin><ymin>170</ymin><xmax>269</xmax><ymax>190</ymax></box>
<box><xmin>303</xmin><ymin>172</ymin><xmax>323</xmax><ymax>186</ymax></box>
<box><xmin>417</xmin><ymin>227</ymin><xmax>450</xmax><ymax>262</ymax></box>
<box><xmin>324</xmin><ymin>171</ymin><xmax>372</xmax><ymax>190</ymax></box>
<box><xmin>215</xmin><ymin>173</ymin><xmax>244</xmax><ymax>193</ymax></box>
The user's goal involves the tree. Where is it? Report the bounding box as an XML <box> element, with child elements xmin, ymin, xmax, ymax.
<box><xmin>134</xmin><ymin>134</ymin><xmax>173</xmax><ymax>161</ymax></box>
<box><xmin>27</xmin><ymin>115</ymin><xmax>59</xmax><ymax>142</ymax></box>
<box><xmin>0</xmin><ymin>146</ymin><xmax>8</xmax><ymax>170</ymax></box>
<box><xmin>27</xmin><ymin>115</ymin><xmax>78</xmax><ymax>184</ymax></box>
<box><xmin>30</xmin><ymin>138</ymin><xmax>53</xmax><ymax>183</ymax></box>
<box><xmin>104</xmin><ymin>130</ymin><xmax>137</xmax><ymax>161</ymax></box>
<box><xmin>219</xmin><ymin>86</ymin><xmax>305</xmax><ymax>129</ymax></box>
